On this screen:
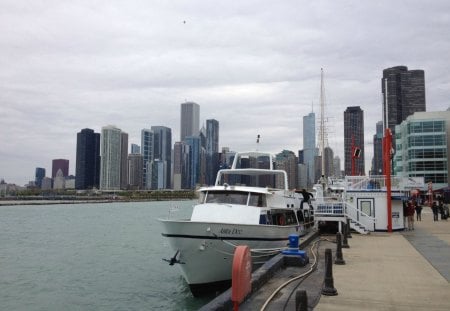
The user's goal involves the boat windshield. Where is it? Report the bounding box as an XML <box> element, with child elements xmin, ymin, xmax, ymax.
<box><xmin>205</xmin><ymin>191</ymin><xmax>249</xmax><ymax>205</ymax></box>
<box><xmin>204</xmin><ymin>191</ymin><xmax>266</xmax><ymax>207</ymax></box>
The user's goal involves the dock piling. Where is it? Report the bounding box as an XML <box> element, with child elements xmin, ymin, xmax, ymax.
<box><xmin>321</xmin><ymin>248</ymin><xmax>338</xmax><ymax>296</ymax></box>
<box><xmin>335</xmin><ymin>232</ymin><xmax>346</xmax><ymax>265</ymax></box>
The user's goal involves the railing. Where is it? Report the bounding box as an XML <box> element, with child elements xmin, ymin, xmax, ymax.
<box><xmin>345</xmin><ymin>175</ymin><xmax>424</xmax><ymax>191</ymax></box>
<box><xmin>313</xmin><ymin>198</ymin><xmax>376</xmax><ymax>232</ymax></box>
<box><xmin>344</xmin><ymin>201</ymin><xmax>376</xmax><ymax>232</ymax></box>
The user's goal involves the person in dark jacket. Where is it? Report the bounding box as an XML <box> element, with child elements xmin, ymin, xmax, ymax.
<box><xmin>298</xmin><ymin>189</ymin><xmax>313</xmax><ymax>209</ymax></box>
<box><xmin>432</xmin><ymin>202</ymin><xmax>439</xmax><ymax>221</ymax></box>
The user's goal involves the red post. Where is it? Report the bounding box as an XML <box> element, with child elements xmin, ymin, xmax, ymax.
<box><xmin>383</xmin><ymin>129</ymin><xmax>392</xmax><ymax>232</ymax></box>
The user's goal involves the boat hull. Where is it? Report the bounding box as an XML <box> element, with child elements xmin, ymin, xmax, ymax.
<box><xmin>160</xmin><ymin>219</ymin><xmax>307</xmax><ymax>296</ymax></box>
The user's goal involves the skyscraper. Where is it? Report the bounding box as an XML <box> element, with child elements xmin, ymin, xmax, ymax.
<box><xmin>206</xmin><ymin>119</ymin><xmax>219</xmax><ymax>185</ymax></box>
<box><xmin>382</xmin><ymin>66</ymin><xmax>426</xmax><ymax>136</ymax></box>
<box><xmin>303</xmin><ymin>112</ymin><xmax>316</xmax><ymax>187</ymax></box>
<box><xmin>35</xmin><ymin>167</ymin><xmax>45</xmax><ymax>188</ymax></box>
<box><xmin>100</xmin><ymin>125</ymin><xmax>124</xmax><ymax>190</ymax></box>
<box><xmin>344</xmin><ymin>106</ymin><xmax>365</xmax><ymax>176</ymax></box>
<box><xmin>141</xmin><ymin>129</ymin><xmax>154</xmax><ymax>189</ymax></box>
<box><xmin>371</xmin><ymin>121</ymin><xmax>384</xmax><ymax>175</ymax></box>
<box><xmin>75</xmin><ymin>128</ymin><xmax>100</xmax><ymax>189</ymax></box>
<box><xmin>173</xmin><ymin>141</ymin><xmax>190</xmax><ymax>190</ymax></box>
<box><xmin>131</xmin><ymin>143</ymin><xmax>140</xmax><ymax>154</ymax></box>
<box><xmin>185</xmin><ymin>136</ymin><xmax>201</xmax><ymax>188</ymax></box>
<box><xmin>120</xmin><ymin>132</ymin><xmax>129</xmax><ymax>190</ymax></box>
<box><xmin>128</xmin><ymin>153</ymin><xmax>143</xmax><ymax>190</ymax></box>
<box><xmin>180</xmin><ymin>102</ymin><xmax>200</xmax><ymax>141</ymax></box>
<box><xmin>150</xmin><ymin>126</ymin><xmax>172</xmax><ymax>189</ymax></box>
<box><xmin>52</xmin><ymin>159</ymin><xmax>69</xmax><ymax>178</ymax></box>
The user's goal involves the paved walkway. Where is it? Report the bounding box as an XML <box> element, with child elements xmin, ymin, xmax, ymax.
<box><xmin>316</xmin><ymin>210</ymin><xmax>450</xmax><ymax>311</ymax></box>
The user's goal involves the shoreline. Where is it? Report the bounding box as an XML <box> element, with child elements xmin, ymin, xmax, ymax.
<box><xmin>0</xmin><ymin>198</ymin><xmax>194</xmax><ymax>206</ymax></box>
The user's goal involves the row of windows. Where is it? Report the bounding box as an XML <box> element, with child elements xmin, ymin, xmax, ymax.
<box><xmin>408</xmin><ymin>161</ymin><xmax>447</xmax><ymax>171</ymax></box>
<box><xmin>407</xmin><ymin>121</ymin><xmax>445</xmax><ymax>134</ymax></box>
<box><xmin>408</xmin><ymin>148</ymin><xmax>447</xmax><ymax>159</ymax></box>
<box><xmin>408</xmin><ymin>135</ymin><xmax>445</xmax><ymax>147</ymax></box>
<box><xmin>409</xmin><ymin>173</ymin><xmax>448</xmax><ymax>184</ymax></box>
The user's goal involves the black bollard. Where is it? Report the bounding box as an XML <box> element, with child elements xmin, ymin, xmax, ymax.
<box><xmin>346</xmin><ymin>218</ymin><xmax>352</xmax><ymax>238</ymax></box>
<box><xmin>335</xmin><ymin>232</ymin><xmax>346</xmax><ymax>265</ymax></box>
<box><xmin>322</xmin><ymin>248</ymin><xmax>338</xmax><ymax>296</ymax></box>
<box><xmin>295</xmin><ymin>290</ymin><xmax>308</xmax><ymax>311</ymax></box>
<box><xmin>342</xmin><ymin>223</ymin><xmax>350</xmax><ymax>248</ymax></box>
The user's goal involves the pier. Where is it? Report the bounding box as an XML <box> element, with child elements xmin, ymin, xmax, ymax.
<box><xmin>202</xmin><ymin>209</ymin><xmax>450</xmax><ymax>310</ymax></box>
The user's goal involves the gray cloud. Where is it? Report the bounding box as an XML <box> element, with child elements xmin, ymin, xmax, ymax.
<box><xmin>0</xmin><ymin>0</ymin><xmax>449</xmax><ymax>185</ymax></box>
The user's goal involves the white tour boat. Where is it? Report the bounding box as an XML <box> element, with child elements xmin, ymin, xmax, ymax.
<box><xmin>159</xmin><ymin>151</ymin><xmax>314</xmax><ymax>296</ymax></box>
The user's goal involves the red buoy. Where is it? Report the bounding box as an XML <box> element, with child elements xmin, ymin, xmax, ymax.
<box><xmin>231</xmin><ymin>245</ymin><xmax>252</xmax><ymax>310</ymax></box>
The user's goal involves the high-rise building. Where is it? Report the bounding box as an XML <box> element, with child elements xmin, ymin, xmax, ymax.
<box><xmin>141</xmin><ymin>129</ymin><xmax>154</xmax><ymax>189</ymax></box>
<box><xmin>333</xmin><ymin>156</ymin><xmax>342</xmax><ymax>178</ymax></box>
<box><xmin>324</xmin><ymin>147</ymin><xmax>334</xmax><ymax>178</ymax></box>
<box><xmin>180</xmin><ymin>102</ymin><xmax>200</xmax><ymax>141</ymax></box>
<box><xmin>371</xmin><ymin>121</ymin><xmax>384</xmax><ymax>176</ymax></box>
<box><xmin>100</xmin><ymin>125</ymin><xmax>124</xmax><ymax>190</ymax></box>
<box><xmin>394</xmin><ymin>110</ymin><xmax>450</xmax><ymax>190</ymax></box>
<box><xmin>275</xmin><ymin>150</ymin><xmax>298</xmax><ymax>189</ymax></box>
<box><xmin>185</xmin><ymin>136</ymin><xmax>201</xmax><ymax>188</ymax></box>
<box><xmin>150</xmin><ymin>126</ymin><xmax>172</xmax><ymax>189</ymax></box>
<box><xmin>75</xmin><ymin>128</ymin><xmax>100</xmax><ymax>189</ymax></box>
<box><xmin>344</xmin><ymin>106</ymin><xmax>365</xmax><ymax>176</ymax></box>
<box><xmin>128</xmin><ymin>153</ymin><xmax>143</xmax><ymax>190</ymax></box>
<box><xmin>35</xmin><ymin>167</ymin><xmax>45</xmax><ymax>188</ymax></box>
<box><xmin>52</xmin><ymin>159</ymin><xmax>69</xmax><ymax>178</ymax></box>
<box><xmin>173</xmin><ymin>141</ymin><xmax>190</xmax><ymax>190</ymax></box>
<box><xmin>120</xmin><ymin>132</ymin><xmax>129</xmax><ymax>189</ymax></box>
<box><xmin>131</xmin><ymin>144</ymin><xmax>140</xmax><ymax>154</ymax></box>
<box><xmin>382</xmin><ymin>66</ymin><xmax>426</xmax><ymax>136</ymax></box>
<box><xmin>205</xmin><ymin>119</ymin><xmax>219</xmax><ymax>185</ymax></box>
<box><xmin>303</xmin><ymin>112</ymin><xmax>316</xmax><ymax>187</ymax></box>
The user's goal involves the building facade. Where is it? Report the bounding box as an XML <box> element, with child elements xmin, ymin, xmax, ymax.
<box><xmin>52</xmin><ymin>159</ymin><xmax>69</xmax><ymax>178</ymax></box>
<box><xmin>382</xmin><ymin>66</ymin><xmax>426</xmax><ymax>137</ymax></box>
<box><xmin>35</xmin><ymin>167</ymin><xmax>45</xmax><ymax>188</ymax></box>
<box><xmin>75</xmin><ymin>128</ymin><xmax>100</xmax><ymax>189</ymax></box>
<box><xmin>303</xmin><ymin>112</ymin><xmax>316</xmax><ymax>187</ymax></box>
<box><xmin>371</xmin><ymin>121</ymin><xmax>384</xmax><ymax>176</ymax></box>
<box><xmin>128</xmin><ymin>153</ymin><xmax>143</xmax><ymax>190</ymax></box>
<box><xmin>100</xmin><ymin>125</ymin><xmax>124</xmax><ymax>190</ymax></box>
<box><xmin>180</xmin><ymin>102</ymin><xmax>200</xmax><ymax>141</ymax></box>
<box><xmin>141</xmin><ymin>129</ymin><xmax>154</xmax><ymax>189</ymax></box>
<box><xmin>150</xmin><ymin>126</ymin><xmax>172</xmax><ymax>189</ymax></box>
<box><xmin>344</xmin><ymin>106</ymin><xmax>365</xmax><ymax>176</ymax></box>
<box><xmin>394</xmin><ymin>110</ymin><xmax>449</xmax><ymax>190</ymax></box>
<box><xmin>206</xmin><ymin>119</ymin><xmax>219</xmax><ymax>185</ymax></box>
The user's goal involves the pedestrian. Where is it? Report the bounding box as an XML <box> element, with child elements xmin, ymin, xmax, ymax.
<box><xmin>443</xmin><ymin>204</ymin><xmax>449</xmax><ymax>221</ymax></box>
<box><xmin>432</xmin><ymin>202</ymin><xmax>439</xmax><ymax>221</ymax></box>
<box><xmin>406</xmin><ymin>200</ymin><xmax>415</xmax><ymax>230</ymax></box>
<box><xmin>438</xmin><ymin>198</ymin><xmax>445</xmax><ymax>220</ymax></box>
<box><xmin>414</xmin><ymin>202</ymin><xmax>422</xmax><ymax>221</ymax></box>
<box><xmin>298</xmin><ymin>188</ymin><xmax>313</xmax><ymax>209</ymax></box>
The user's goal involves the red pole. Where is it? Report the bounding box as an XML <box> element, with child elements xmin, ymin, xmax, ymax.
<box><xmin>384</xmin><ymin>129</ymin><xmax>392</xmax><ymax>232</ymax></box>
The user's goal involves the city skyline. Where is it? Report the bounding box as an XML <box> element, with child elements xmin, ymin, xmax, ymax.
<box><xmin>1</xmin><ymin>1</ymin><xmax>449</xmax><ymax>185</ymax></box>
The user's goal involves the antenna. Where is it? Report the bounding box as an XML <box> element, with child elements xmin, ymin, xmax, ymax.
<box><xmin>256</xmin><ymin>134</ymin><xmax>261</xmax><ymax>151</ymax></box>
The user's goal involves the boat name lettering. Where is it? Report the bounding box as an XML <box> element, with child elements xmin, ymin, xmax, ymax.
<box><xmin>220</xmin><ymin>228</ymin><xmax>242</xmax><ymax>235</ymax></box>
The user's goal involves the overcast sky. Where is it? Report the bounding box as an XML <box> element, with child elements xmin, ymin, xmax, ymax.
<box><xmin>1</xmin><ymin>0</ymin><xmax>449</xmax><ymax>186</ymax></box>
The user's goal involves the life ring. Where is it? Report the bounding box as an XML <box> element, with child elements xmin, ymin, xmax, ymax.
<box><xmin>278</xmin><ymin>215</ymin><xmax>285</xmax><ymax>226</ymax></box>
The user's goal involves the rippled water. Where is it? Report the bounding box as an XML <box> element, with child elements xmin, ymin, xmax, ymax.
<box><xmin>0</xmin><ymin>201</ymin><xmax>211</xmax><ymax>311</ymax></box>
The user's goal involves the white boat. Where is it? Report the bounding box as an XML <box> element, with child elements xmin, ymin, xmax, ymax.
<box><xmin>159</xmin><ymin>151</ymin><xmax>314</xmax><ymax>296</ymax></box>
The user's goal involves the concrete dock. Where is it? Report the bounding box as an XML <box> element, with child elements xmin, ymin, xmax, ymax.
<box><xmin>204</xmin><ymin>209</ymin><xmax>450</xmax><ymax>310</ymax></box>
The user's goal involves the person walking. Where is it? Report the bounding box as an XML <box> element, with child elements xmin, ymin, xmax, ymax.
<box><xmin>432</xmin><ymin>201</ymin><xmax>439</xmax><ymax>221</ymax></box>
<box><xmin>298</xmin><ymin>188</ymin><xmax>313</xmax><ymax>209</ymax></box>
<box><xmin>406</xmin><ymin>200</ymin><xmax>415</xmax><ymax>230</ymax></box>
<box><xmin>415</xmin><ymin>202</ymin><xmax>422</xmax><ymax>221</ymax></box>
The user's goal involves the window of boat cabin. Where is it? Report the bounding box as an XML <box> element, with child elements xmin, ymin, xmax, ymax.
<box><xmin>205</xmin><ymin>191</ymin><xmax>249</xmax><ymax>205</ymax></box>
<box><xmin>249</xmin><ymin>193</ymin><xmax>266</xmax><ymax>207</ymax></box>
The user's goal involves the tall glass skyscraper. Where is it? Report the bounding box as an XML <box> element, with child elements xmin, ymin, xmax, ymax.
<box><xmin>180</xmin><ymin>102</ymin><xmax>200</xmax><ymax>141</ymax></box>
<box><xmin>150</xmin><ymin>126</ymin><xmax>172</xmax><ymax>189</ymax></box>
<box><xmin>303</xmin><ymin>112</ymin><xmax>316</xmax><ymax>187</ymax></box>
<box><xmin>371</xmin><ymin>121</ymin><xmax>384</xmax><ymax>175</ymax></box>
<box><xmin>344</xmin><ymin>106</ymin><xmax>365</xmax><ymax>176</ymax></box>
<box><xmin>141</xmin><ymin>129</ymin><xmax>154</xmax><ymax>189</ymax></box>
<box><xmin>75</xmin><ymin>128</ymin><xmax>100</xmax><ymax>189</ymax></box>
<box><xmin>185</xmin><ymin>136</ymin><xmax>201</xmax><ymax>189</ymax></box>
<box><xmin>382</xmin><ymin>66</ymin><xmax>426</xmax><ymax>136</ymax></box>
<box><xmin>35</xmin><ymin>167</ymin><xmax>46</xmax><ymax>189</ymax></box>
<box><xmin>100</xmin><ymin>125</ymin><xmax>126</xmax><ymax>190</ymax></box>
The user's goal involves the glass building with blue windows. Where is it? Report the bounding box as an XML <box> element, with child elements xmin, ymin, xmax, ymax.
<box><xmin>394</xmin><ymin>111</ymin><xmax>450</xmax><ymax>190</ymax></box>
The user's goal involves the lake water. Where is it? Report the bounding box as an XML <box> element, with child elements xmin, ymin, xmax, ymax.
<box><xmin>0</xmin><ymin>200</ymin><xmax>211</xmax><ymax>311</ymax></box>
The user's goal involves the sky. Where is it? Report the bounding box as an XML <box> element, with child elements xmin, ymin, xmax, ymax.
<box><xmin>1</xmin><ymin>0</ymin><xmax>449</xmax><ymax>186</ymax></box>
